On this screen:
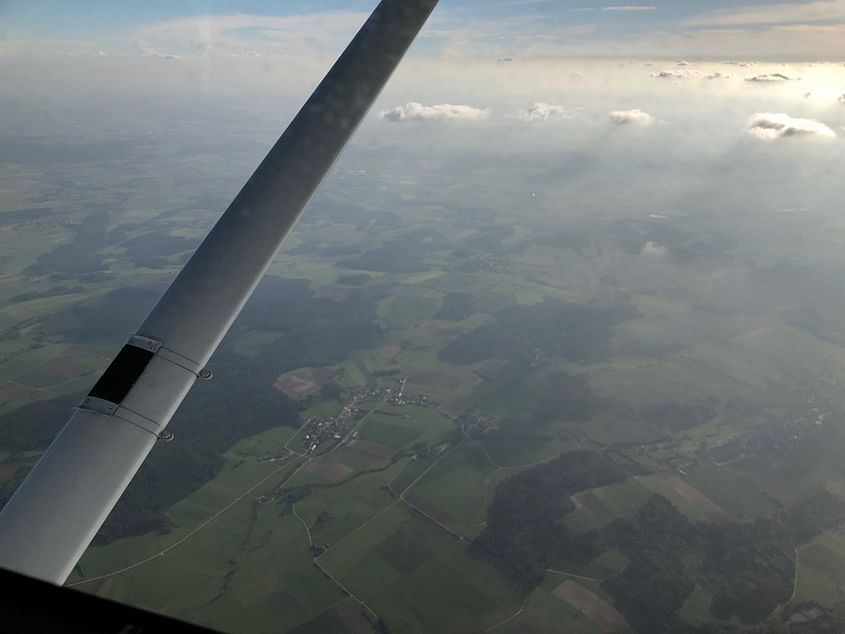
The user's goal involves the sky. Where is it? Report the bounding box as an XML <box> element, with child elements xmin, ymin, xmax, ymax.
<box><xmin>3</xmin><ymin>0</ymin><xmax>845</xmax><ymax>60</ymax></box>
<box><xmin>1</xmin><ymin>0</ymin><xmax>845</xmax><ymax>332</ymax></box>
<box><xmin>2</xmin><ymin>1</ymin><xmax>844</xmax><ymax>356</ymax></box>
<box><xmin>1</xmin><ymin>0</ymin><xmax>844</xmax><ymax>193</ymax></box>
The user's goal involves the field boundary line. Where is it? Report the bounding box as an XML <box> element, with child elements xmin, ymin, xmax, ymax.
<box><xmin>319</xmin><ymin>445</ymin><xmax>452</xmax><ymax>558</ymax></box>
<box><xmin>293</xmin><ymin>503</ymin><xmax>379</xmax><ymax>621</ymax></box>
<box><xmin>67</xmin><ymin>459</ymin><xmax>298</xmax><ymax>587</ymax></box>
<box><xmin>484</xmin><ymin>597</ymin><xmax>529</xmax><ymax>632</ymax></box>
<box><xmin>70</xmin><ymin>397</ymin><xmax>389</xmax><ymax>587</ymax></box>
<box><xmin>545</xmin><ymin>568</ymin><xmax>600</xmax><ymax>583</ymax></box>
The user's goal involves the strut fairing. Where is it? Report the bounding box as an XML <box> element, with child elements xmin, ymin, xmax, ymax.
<box><xmin>0</xmin><ymin>0</ymin><xmax>439</xmax><ymax>585</ymax></box>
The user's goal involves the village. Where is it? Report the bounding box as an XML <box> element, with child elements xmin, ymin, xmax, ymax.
<box><xmin>300</xmin><ymin>377</ymin><xmax>440</xmax><ymax>453</ymax></box>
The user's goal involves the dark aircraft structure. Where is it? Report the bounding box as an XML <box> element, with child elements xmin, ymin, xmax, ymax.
<box><xmin>0</xmin><ymin>0</ymin><xmax>439</xmax><ymax>592</ymax></box>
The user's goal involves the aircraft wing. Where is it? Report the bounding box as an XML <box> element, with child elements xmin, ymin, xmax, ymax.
<box><xmin>0</xmin><ymin>0</ymin><xmax>439</xmax><ymax>585</ymax></box>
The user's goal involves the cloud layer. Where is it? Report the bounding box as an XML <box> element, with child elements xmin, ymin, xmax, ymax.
<box><xmin>517</xmin><ymin>102</ymin><xmax>572</xmax><ymax>121</ymax></box>
<box><xmin>746</xmin><ymin>73</ymin><xmax>793</xmax><ymax>83</ymax></box>
<box><xmin>380</xmin><ymin>102</ymin><xmax>491</xmax><ymax>122</ymax></box>
<box><xmin>651</xmin><ymin>70</ymin><xmax>686</xmax><ymax>79</ymax></box>
<box><xmin>747</xmin><ymin>113</ymin><xmax>836</xmax><ymax>139</ymax></box>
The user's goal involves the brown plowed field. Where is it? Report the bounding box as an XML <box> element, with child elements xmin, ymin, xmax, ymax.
<box><xmin>552</xmin><ymin>580</ymin><xmax>627</xmax><ymax>632</ymax></box>
<box><xmin>306</xmin><ymin>459</ymin><xmax>353</xmax><ymax>482</ymax></box>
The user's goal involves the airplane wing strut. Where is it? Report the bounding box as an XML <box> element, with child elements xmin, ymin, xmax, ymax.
<box><xmin>0</xmin><ymin>0</ymin><xmax>439</xmax><ymax>585</ymax></box>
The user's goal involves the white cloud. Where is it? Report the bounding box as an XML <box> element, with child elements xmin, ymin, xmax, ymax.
<box><xmin>705</xmin><ymin>71</ymin><xmax>732</xmax><ymax>79</ymax></box>
<box><xmin>642</xmin><ymin>241</ymin><xmax>666</xmax><ymax>257</ymax></box>
<box><xmin>748</xmin><ymin>113</ymin><xmax>836</xmax><ymax>139</ymax></box>
<box><xmin>651</xmin><ymin>70</ymin><xmax>686</xmax><ymax>78</ymax></box>
<box><xmin>517</xmin><ymin>102</ymin><xmax>573</xmax><ymax>121</ymax></box>
<box><xmin>746</xmin><ymin>73</ymin><xmax>794</xmax><ymax>82</ymax></box>
<box><xmin>380</xmin><ymin>102</ymin><xmax>491</xmax><ymax>122</ymax></box>
<box><xmin>609</xmin><ymin>109</ymin><xmax>655</xmax><ymax>126</ymax></box>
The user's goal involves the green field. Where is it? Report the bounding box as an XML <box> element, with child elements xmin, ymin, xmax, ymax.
<box><xmin>405</xmin><ymin>442</ymin><xmax>497</xmax><ymax>538</ymax></box>
<box><xmin>795</xmin><ymin>531</ymin><xmax>845</xmax><ymax>607</ymax></box>
<box><xmin>683</xmin><ymin>461</ymin><xmax>779</xmax><ymax>520</ymax></box>
<box><xmin>317</xmin><ymin>503</ymin><xmax>522</xmax><ymax>633</ymax></box>
<box><xmin>509</xmin><ymin>573</ymin><xmax>631</xmax><ymax>634</ymax></box>
<box><xmin>563</xmin><ymin>478</ymin><xmax>654</xmax><ymax>534</ymax></box>
<box><xmin>4</xmin><ymin>121</ymin><xmax>845</xmax><ymax>634</ymax></box>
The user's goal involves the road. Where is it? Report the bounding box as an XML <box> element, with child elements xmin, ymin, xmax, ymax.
<box><xmin>292</xmin><ymin>503</ymin><xmax>379</xmax><ymax>620</ymax></box>
<box><xmin>68</xmin><ymin>392</ymin><xmax>474</xmax><ymax>628</ymax></box>
<box><xmin>317</xmin><ymin>445</ymin><xmax>455</xmax><ymax>557</ymax></box>
<box><xmin>68</xmin><ymin>398</ymin><xmax>387</xmax><ymax>588</ymax></box>
<box><xmin>545</xmin><ymin>568</ymin><xmax>600</xmax><ymax>583</ymax></box>
<box><xmin>67</xmin><ymin>460</ymin><xmax>295</xmax><ymax>587</ymax></box>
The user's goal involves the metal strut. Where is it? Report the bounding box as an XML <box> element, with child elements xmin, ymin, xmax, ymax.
<box><xmin>0</xmin><ymin>0</ymin><xmax>439</xmax><ymax>585</ymax></box>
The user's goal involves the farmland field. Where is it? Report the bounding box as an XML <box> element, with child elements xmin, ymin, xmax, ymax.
<box><xmin>3</xmin><ymin>51</ymin><xmax>845</xmax><ymax>634</ymax></box>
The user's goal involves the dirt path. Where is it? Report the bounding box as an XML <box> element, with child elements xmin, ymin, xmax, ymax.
<box><xmin>67</xmin><ymin>460</ymin><xmax>296</xmax><ymax>588</ymax></box>
<box><xmin>545</xmin><ymin>568</ymin><xmax>601</xmax><ymax>583</ymax></box>
<box><xmin>484</xmin><ymin>597</ymin><xmax>530</xmax><ymax>632</ymax></box>
<box><xmin>292</xmin><ymin>503</ymin><xmax>379</xmax><ymax>620</ymax></box>
<box><xmin>318</xmin><ymin>446</ymin><xmax>454</xmax><ymax>557</ymax></box>
<box><xmin>68</xmin><ymin>400</ymin><xmax>388</xmax><ymax>588</ymax></box>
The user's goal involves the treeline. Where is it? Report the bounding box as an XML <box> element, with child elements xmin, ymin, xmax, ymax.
<box><xmin>337</xmin><ymin>238</ymin><xmax>433</xmax><ymax>273</ymax></box>
<box><xmin>96</xmin><ymin>350</ymin><xmax>302</xmax><ymax>542</ymax></box>
<box><xmin>0</xmin><ymin>275</ymin><xmax>384</xmax><ymax>542</ymax></box>
<box><xmin>604</xmin><ymin>490</ymin><xmax>845</xmax><ymax>633</ymax></box>
<box><xmin>781</xmin><ymin>490</ymin><xmax>845</xmax><ymax>545</ymax></box>
<box><xmin>435</xmin><ymin>292</ymin><xmax>476</xmax><ymax>322</ymax></box>
<box><xmin>470</xmin><ymin>448</ymin><xmax>845</xmax><ymax>633</ymax></box>
<box><xmin>468</xmin><ymin>450</ymin><xmax>643</xmax><ymax>589</ymax></box>
<box><xmin>0</xmin><ymin>351</ymin><xmax>303</xmax><ymax>543</ymax></box>
<box><xmin>438</xmin><ymin>298</ymin><xmax>638</xmax><ymax>366</ymax></box>
<box><xmin>604</xmin><ymin>496</ymin><xmax>794</xmax><ymax>632</ymax></box>
<box><xmin>781</xmin><ymin>601</ymin><xmax>845</xmax><ymax>634</ymax></box>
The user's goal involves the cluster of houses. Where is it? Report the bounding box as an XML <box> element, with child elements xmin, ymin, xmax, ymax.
<box><xmin>300</xmin><ymin>377</ymin><xmax>439</xmax><ymax>452</ymax></box>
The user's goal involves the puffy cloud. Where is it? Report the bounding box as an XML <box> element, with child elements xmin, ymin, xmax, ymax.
<box><xmin>609</xmin><ymin>109</ymin><xmax>655</xmax><ymax>126</ymax></box>
<box><xmin>651</xmin><ymin>70</ymin><xmax>686</xmax><ymax>78</ymax></box>
<box><xmin>705</xmin><ymin>71</ymin><xmax>731</xmax><ymax>79</ymax></box>
<box><xmin>747</xmin><ymin>113</ymin><xmax>836</xmax><ymax>139</ymax></box>
<box><xmin>641</xmin><ymin>241</ymin><xmax>666</xmax><ymax>257</ymax></box>
<box><xmin>517</xmin><ymin>102</ymin><xmax>573</xmax><ymax>121</ymax></box>
<box><xmin>380</xmin><ymin>102</ymin><xmax>491</xmax><ymax>123</ymax></box>
<box><xmin>746</xmin><ymin>73</ymin><xmax>793</xmax><ymax>82</ymax></box>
